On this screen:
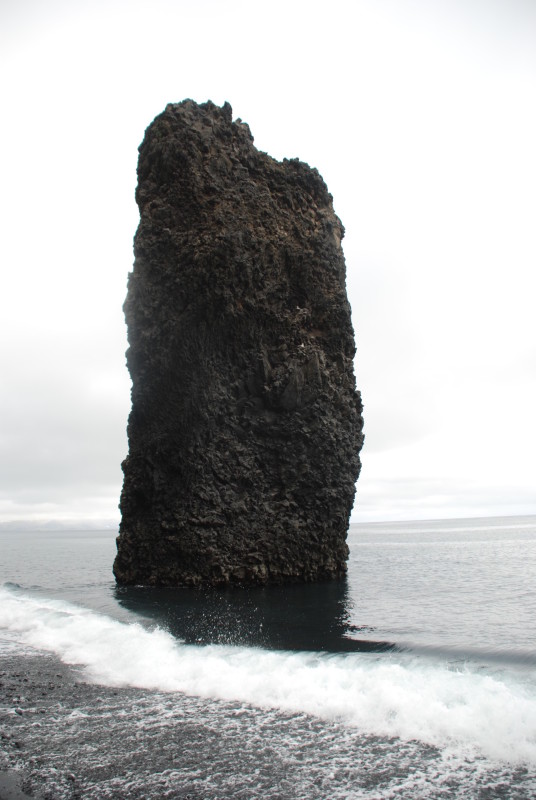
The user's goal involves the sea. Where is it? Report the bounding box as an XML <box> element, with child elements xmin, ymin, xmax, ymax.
<box><xmin>1</xmin><ymin>515</ymin><xmax>536</xmax><ymax>799</ymax></box>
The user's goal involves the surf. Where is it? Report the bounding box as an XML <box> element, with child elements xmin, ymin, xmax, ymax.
<box><xmin>2</xmin><ymin>583</ymin><xmax>536</xmax><ymax>766</ymax></box>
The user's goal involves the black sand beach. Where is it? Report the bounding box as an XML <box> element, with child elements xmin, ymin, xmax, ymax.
<box><xmin>1</xmin><ymin>650</ymin><xmax>403</xmax><ymax>800</ymax></box>
<box><xmin>3</xmin><ymin>519</ymin><xmax>536</xmax><ymax>798</ymax></box>
<box><xmin>0</xmin><ymin>649</ymin><xmax>454</xmax><ymax>800</ymax></box>
<box><xmin>0</xmin><ymin>651</ymin><xmax>245</xmax><ymax>800</ymax></box>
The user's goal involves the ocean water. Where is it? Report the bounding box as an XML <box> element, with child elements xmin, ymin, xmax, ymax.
<box><xmin>1</xmin><ymin>515</ymin><xmax>536</xmax><ymax>798</ymax></box>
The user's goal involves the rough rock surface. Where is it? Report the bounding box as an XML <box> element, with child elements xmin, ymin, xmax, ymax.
<box><xmin>114</xmin><ymin>100</ymin><xmax>364</xmax><ymax>587</ymax></box>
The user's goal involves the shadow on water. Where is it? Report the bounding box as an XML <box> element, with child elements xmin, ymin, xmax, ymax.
<box><xmin>114</xmin><ymin>580</ymin><xmax>396</xmax><ymax>654</ymax></box>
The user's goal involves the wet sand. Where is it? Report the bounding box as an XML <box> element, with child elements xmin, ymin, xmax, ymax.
<box><xmin>0</xmin><ymin>651</ymin><xmax>101</xmax><ymax>800</ymax></box>
<box><xmin>1</xmin><ymin>649</ymin><xmax>351</xmax><ymax>800</ymax></box>
<box><xmin>0</xmin><ymin>651</ymin><xmax>213</xmax><ymax>800</ymax></box>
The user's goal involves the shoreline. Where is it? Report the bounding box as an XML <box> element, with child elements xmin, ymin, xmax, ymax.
<box><xmin>0</xmin><ymin>651</ymin><xmax>87</xmax><ymax>800</ymax></box>
<box><xmin>2</xmin><ymin>646</ymin><xmax>536</xmax><ymax>799</ymax></box>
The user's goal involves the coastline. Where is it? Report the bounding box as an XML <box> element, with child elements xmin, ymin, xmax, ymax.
<box><xmin>1</xmin><ymin>652</ymin><xmax>87</xmax><ymax>800</ymax></box>
<box><xmin>1</xmin><ymin>648</ymin><xmax>376</xmax><ymax>800</ymax></box>
<box><xmin>2</xmin><ymin>516</ymin><xmax>536</xmax><ymax>799</ymax></box>
<box><xmin>2</xmin><ymin>641</ymin><xmax>536</xmax><ymax>798</ymax></box>
<box><xmin>1</xmin><ymin>651</ymin><xmax>228</xmax><ymax>800</ymax></box>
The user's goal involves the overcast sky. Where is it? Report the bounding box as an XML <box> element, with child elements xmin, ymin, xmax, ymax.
<box><xmin>1</xmin><ymin>0</ymin><xmax>535</xmax><ymax>524</ymax></box>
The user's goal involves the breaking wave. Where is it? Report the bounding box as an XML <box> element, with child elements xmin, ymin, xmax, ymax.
<box><xmin>1</xmin><ymin>584</ymin><xmax>536</xmax><ymax>765</ymax></box>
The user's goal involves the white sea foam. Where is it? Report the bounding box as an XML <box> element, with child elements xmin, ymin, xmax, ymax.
<box><xmin>1</xmin><ymin>584</ymin><xmax>536</xmax><ymax>765</ymax></box>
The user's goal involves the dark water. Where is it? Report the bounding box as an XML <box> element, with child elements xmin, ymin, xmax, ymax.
<box><xmin>1</xmin><ymin>516</ymin><xmax>536</xmax><ymax>798</ymax></box>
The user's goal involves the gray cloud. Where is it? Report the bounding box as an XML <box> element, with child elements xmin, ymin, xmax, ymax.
<box><xmin>1</xmin><ymin>0</ymin><xmax>535</xmax><ymax>523</ymax></box>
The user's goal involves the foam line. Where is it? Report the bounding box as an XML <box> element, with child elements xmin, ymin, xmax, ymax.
<box><xmin>1</xmin><ymin>585</ymin><xmax>536</xmax><ymax>764</ymax></box>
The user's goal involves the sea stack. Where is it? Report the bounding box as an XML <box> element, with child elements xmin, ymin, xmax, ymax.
<box><xmin>114</xmin><ymin>100</ymin><xmax>364</xmax><ymax>586</ymax></box>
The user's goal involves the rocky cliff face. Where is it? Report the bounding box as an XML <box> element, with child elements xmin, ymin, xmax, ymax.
<box><xmin>114</xmin><ymin>100</ymin><xmax>364</xmax><ymax>587</ymax></box>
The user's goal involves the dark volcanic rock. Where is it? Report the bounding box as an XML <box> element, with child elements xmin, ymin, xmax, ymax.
<box><xmin>114</xmin><ymin>100</ymin><xmax>364</xmax><ymax>587</ymax></box>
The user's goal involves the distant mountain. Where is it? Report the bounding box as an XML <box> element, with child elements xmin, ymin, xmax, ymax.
<box><xmin>0</xmin><ymin>519</ymin><xmax>119</xmax><ymax>532</ymax></box>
